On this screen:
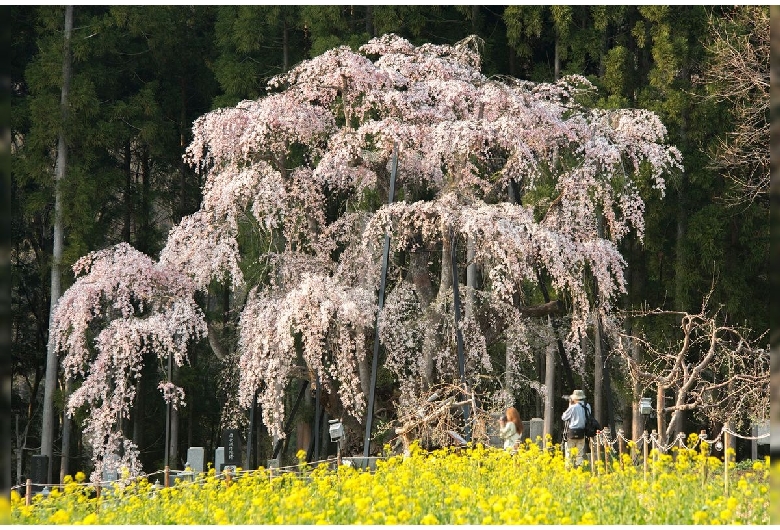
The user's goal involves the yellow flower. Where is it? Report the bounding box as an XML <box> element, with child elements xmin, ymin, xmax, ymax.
<box><xmin>49</xmin><ymin>509</ymin><xmax>70</xmax><ymax>525</ymax></box>
<box><xmin>81</xmin><ymin>513</ymin><xmax>98</xmax><ymax>525</ymax></box>
<box><xmin>420</xmin><ymin>513</ymin><xmax>439</xmax><ymax>524</ymax></box>
<box><xmin>693</xmin><ymin>510</ymin><xmax>708</xmax><ymax>523</ymax></box>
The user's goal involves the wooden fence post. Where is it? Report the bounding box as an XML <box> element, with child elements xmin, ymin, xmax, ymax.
<box><xmin>602</xmin><ymin>427</ymin><xmax>611</xmax><ymax>472</ymax></box>
<box><xmin>25</xmin><ymin>479</ymin><xmax>31</xmax><ymax>506</ymax></box>
<box><xmin>589</xmin><ymin>438</ymin><xmax>595</xmax><ymax>473</ymax></box>
<box><xmin>723</xmin><ymin>431</ymin><xmax>729</xmax><ymax>495</ymax></box>
<box><xmin>595</xmin><ymin>434</ymin><xmax>601</xmax><ymax>473</ymax></box>
<box><xmin>164</xmin><ymin>466</ymin><xmax>170</xmax><ymax>488</ymax></box>
<box><xmin>643</xmin><ymin>430</ymin><xmax>649</xmax><ymax>481</ymax></box>
<box><xmin>651</xmin><ymin>430</ymin><xmax>658</xmax><ymax>481</ymax></box>
<box><xmin>617</xmin><ymin>429</ymin><xmax>625</xmax><ymax>470</ymax></box>
<box><xmin>700</xmin><ymin>430</ymin><xmax>709</xmax><ymax>486</ymax></box>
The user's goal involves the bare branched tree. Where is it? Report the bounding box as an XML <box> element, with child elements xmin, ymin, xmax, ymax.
<box><xmin>700</xmin><ymin>6</ymin><xmax>770</xmax><ymax>206</ymax></box>
<box><xmin>390</xmin><ymin>381</ymin><xmax>503</xmax><ymax>455</ymax></box>
<box><xmin>616</xmin><ymin>294</ymin><xmax>769</xmax><ymax>445</ymax></box>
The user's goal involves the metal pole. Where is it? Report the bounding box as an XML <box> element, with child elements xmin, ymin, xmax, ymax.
<box><xmin>164</xmin><ymin>353</ymin><xmax>172</xmax><ymax>469</ymax></box>
<box><xmin>245</xmin><ymin>391</ymin><xmax>256</xmax><ymax>470</ymax></box>
<box><xmin>363</xmin><ymin>143</ymin><xmax>399</xmax><ymax>458</ymax></box>
<box><xmin>314</xmin><ymin>377</ymin><xmax>322</xmax><ymax>461</ymax></box>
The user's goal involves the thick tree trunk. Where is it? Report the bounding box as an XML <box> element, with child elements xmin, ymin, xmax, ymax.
<box><xmin>592</xmin><ymin>214</ymin><xmax>605</xmax><ymax>425</ymax></box>
<box><xmin>178</xmin><ymin>80</ymin><xmax>188</xmax><ymax>220</ymax></box>
<box><xmin>132</xmin><ymin>374</ymin><xmax>143</xmax><ymax>455</ymax></box>
<box><xmin>123</xmin><ymin>142</ymin><xmax>132</xmax><ymax>242</ymax></box>
<box><xmin>422</xmin><ymin>232</ymin><xmax>452</xmax><ymax>385</ymax></box>
<box><xmin>593</xmin><ymin>313</ymin><xmax>603</xmax><ymax>424</ymax></box>
<box><xmin>365</xmin><ymin>6</ymin><xmax>374</xmax><ymax>37</ymax></box>
<box><xmin>282</xmin><ymin>21</ymin><xmax>289</xmax><ymax>72</ymax></box>
<box><xmin>465</xmin><ymin>235</ymin><xmax>478</xmax><ymax>374</ymax></box>
<box><xmin>138</xmin><ymin>146</ymin><xmax>151</xmax><ymax>254</ymax></box>
<box><xmin>42</xmin><ymin>5</ymin><xmax>73</xmax><ymax>484</ymax></box>
<box><xmin>170</xmin><ymin>364</ymin><xmax>180</xmax><ymax>467</ymax></box>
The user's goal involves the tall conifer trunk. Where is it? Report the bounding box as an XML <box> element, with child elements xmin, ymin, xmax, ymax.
<box><xmin>42</xmin><ymin>5</ymin><xmax>73</xmax><ymax>484</ymax></box>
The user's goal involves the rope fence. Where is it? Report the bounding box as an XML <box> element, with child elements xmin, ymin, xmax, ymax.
<box><xmin>11</xmin><ymin>426</ymin><xmax>769</xmax><ymax>508</ymax></box>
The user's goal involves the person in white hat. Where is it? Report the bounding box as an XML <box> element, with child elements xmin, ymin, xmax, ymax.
<box><xmin>562</xmin><ymin>389</ymin><xmax>590</xmax><ymax>467</ymax></box>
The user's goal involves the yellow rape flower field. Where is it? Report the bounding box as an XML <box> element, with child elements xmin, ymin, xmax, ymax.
<box><xmin>10</xmin><ymin>440</ymin><xmax>772</xmax><ymax>525</ymax></box>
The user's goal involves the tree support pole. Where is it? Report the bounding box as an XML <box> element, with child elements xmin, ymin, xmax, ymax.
<box><xmin>313</xmin><ymin>377</ymin><xmax>322</xmax><ymax>461</ymax></box>
<box><xmin>164</xmin><ymin>352</ymin><xmax>172</xmax><ymax>469</ymax></box>
<box><xmin>245</xmin><ymin>391</ymin><xmax>256</xmax><ymax>470</ymax></box>
<box><xmin>363</xmin><ymin>143</ymin><xmax>398</xmax><ymax>457</ymax></box>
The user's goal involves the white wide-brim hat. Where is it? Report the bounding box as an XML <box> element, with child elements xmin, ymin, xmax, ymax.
<box><xmin>569</xmin><ymin>389</ymin><xmax>586</xmax><ymax>401</ymax></box>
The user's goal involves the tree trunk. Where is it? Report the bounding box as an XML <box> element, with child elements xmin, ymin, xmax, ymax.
<box><xmin>178</xmin><ymin>79</ymin><xmax>189</xmax><ymax>220</ymax></box>
<box><xmin>465</xmin><ymin>235</ymin><xmax>478</xmax><ymax>375</ymax></box>
<box><xmin>170</xmin><ymin>364</ymin><xmax>180</xmax><ymax>467</ymax></box>
<box><xmin>138</xmin><ymin>146</ymin><xmax>151</xmax><ymax>254</ymax></box>
<box><xmin>423</xmin><ymin>231</ymin><xmax>452</xmax><ymax>385</ymax></box>
<box><xmin>365</xmin><ymin>5</ymin><xmax>374</xmax><ymax>37</ymax></box>
<box><xmin>656</xmin><ymin>384</ymin><xmax>666</xmax><ymax>446</ymax></box>
<box><xmin>132</xmin><ymin>373</ymin><xmax>143</xmax><ymax>455</ymax></box>
<box><xmin>282</xmin><ymin>20</ymin><xmax>289</xmax><ymax>72</ymax></box>
<box><xmin>631</xmin><ymin>338</ymin><xmax>644</xmax><ymax>442</ymax></box>
<box><xmin>593</xmin><ymin>312</ymin><xmax>603</xmax><ymax>424</ymax></box>
<box><xmin>41</xmin><ymin>4</ymin><xmax>73</xmax><ymax>484</ymax></box>
<box><xmin>123</xmin><ymin>142</ymin><xmax>132</xmax><ymax>242</ymax></box>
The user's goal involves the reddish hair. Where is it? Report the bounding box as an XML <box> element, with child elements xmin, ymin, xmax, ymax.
<box><xmin>506</xmin><ymin>407</ymin><xmax>523</xmax><ymax>437</ymax></box>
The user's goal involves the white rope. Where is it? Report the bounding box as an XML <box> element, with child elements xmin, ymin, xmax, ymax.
<box><xmin>721</xmin><ymin>426</ymin><xmax>770</xmax><ymax>441</ymax></box>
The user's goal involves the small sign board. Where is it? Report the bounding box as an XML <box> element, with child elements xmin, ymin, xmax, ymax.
<box><xmin>30</xmin><ymin>455</ymin><xmax>49</xmax><ymax>493</ymax></box>
<box><xmin>753</xmin><ymin>421</ymin><xmax>769</xmax><ymax>446</ymax></box>
<box><xmin>222</xmin><ymin>429</ymin><xmax>242</xmax><ymax>465</ymax></box>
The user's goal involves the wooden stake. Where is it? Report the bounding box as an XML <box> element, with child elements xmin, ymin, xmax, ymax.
<box><xmin>643</xmin><ymin>431</ymin><xmax>649</xmax><ymax>481</ymax></box>
<box><xmin>25</xmin><ymin>479</ymin><xmax>31</xmax><ymax>506</ymax></box>
<box><xmin>724</xmin><ymin>431</ymin><xmax>729</xmax><ymax>495</ymax></box>
<box><xmin>595</xmin><ymin>434</ymin><xmax>601</xmax><ymax>473</ymax></box>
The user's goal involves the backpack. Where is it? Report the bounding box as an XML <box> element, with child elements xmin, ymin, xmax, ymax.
<box><xmin>580</xmin><ymin>402</ymin><xmax>601</xmax><ymax>438</ymax></box>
